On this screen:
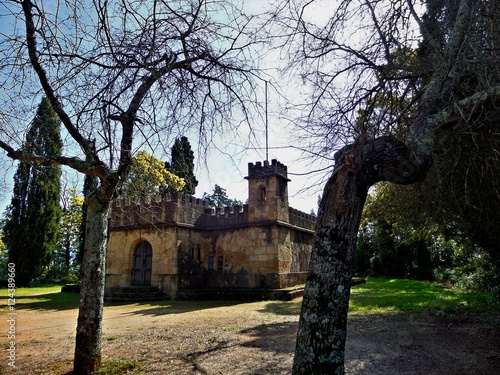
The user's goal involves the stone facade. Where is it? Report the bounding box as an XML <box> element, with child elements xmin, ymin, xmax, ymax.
<box><xmin>105</xmin><ymin>159</ymin><xmax>316</xmax><ymax>298</ymax></box>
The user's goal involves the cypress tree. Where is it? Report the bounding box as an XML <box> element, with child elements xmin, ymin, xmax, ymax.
<box><xmin>166</xmin><ymin>136</ymin><xmax>198</xmax><ymax>195</ymax></box>
<box><xmin>4</xmin><ymin>97</ymin><xmax>62</xmax><ymax>286</ymax></box>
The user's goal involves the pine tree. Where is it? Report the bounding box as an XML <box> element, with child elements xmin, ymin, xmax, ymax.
<box><xmin>202</xmin><ymin>184</ymin><xmax>243</xmax><ymax>207</ymax></box>
<box><xmin>4</xmin><ymin>98</ymin><xmax>62</xmax><ymax>286</ymax></box>
<box><xmin>166</xmin><ymin>136</ymin><xmax>198</xmax><ymax>195</ymax></box>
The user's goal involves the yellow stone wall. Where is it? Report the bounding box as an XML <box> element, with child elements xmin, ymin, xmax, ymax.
<box><xmin>106</xmin><ymin>226</ymin><xmax>180</xmax><ymax>295</ymax></box>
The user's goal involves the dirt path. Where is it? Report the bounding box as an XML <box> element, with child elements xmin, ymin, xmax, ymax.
<box><xmin>1</xmin><ymin>299</ymin><xmax>498</xmax><ymax>374</ymax></box>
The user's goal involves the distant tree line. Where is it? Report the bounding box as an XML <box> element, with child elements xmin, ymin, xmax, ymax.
<box><xmin>202</xmin><ymin>184</ymin><xmax>244</xmax><ymax>208</ymax></box>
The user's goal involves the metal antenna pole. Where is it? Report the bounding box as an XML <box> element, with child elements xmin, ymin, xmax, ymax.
<box><xmin>265</xmin><ymin>80</ymin><xmax>269</xmax><ymax>162</ymax></box>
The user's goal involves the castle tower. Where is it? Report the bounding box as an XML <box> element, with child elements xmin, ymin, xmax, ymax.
<box><xmin>246</xmin><ymin>159</ymin><xmax>290</xmax><ymax>222</ymax></box>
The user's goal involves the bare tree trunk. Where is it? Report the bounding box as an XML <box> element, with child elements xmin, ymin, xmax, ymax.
<box><xmin>293</xmin><ymin>136</ymin><xmax>431</xmax><ymax>374</ymax></box>
<box><xmin>65</xmin><ymin>238</ymin><xmax>71</xmax><ymax>271</ymax></box>
<box><xmin>293</xmin><ymin>141</ymin><xmax>368</xmax><ymax>374</ymax></box>
<box><xmin>73</xmin><ymin>194</ymin><xmax>111</xmax><ymax>374</ymax></box>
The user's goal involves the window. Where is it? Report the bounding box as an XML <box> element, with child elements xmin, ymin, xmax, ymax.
<box><xmin>208</xmin><ymin>256</ymin><xmax>215</xmax><ymax>270</ymax></box>
<box><xmin>217</xmin><ymin>256</ymin><xmax>224</xmax><ymax>271</ymax></box>
<box><xmin>259</xmin><ymin>185</ymin><xmax>266</xmax><ymax>201</ymax></box>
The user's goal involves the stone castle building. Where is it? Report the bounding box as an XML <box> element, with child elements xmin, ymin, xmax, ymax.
<box><xmin>105</xmin><ymin>159</ymin><xmax>316</xmax><ymax>299</ymax></box>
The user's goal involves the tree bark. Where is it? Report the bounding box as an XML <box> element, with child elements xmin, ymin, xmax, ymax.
<box><xmin>292</xmin><ymin>136</ymin><xmax>431</xmax><ymax>374</ymax></box>
<box><xmin>73</xmin><ymin>194</ymin><xmax>111</xmax><ymax>374</ymax></box>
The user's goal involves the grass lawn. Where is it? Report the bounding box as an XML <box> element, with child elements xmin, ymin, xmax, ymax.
<box><xmin>2</xmin><ymin>284</ymin><xmax>80</xmax><ymax>310</ymax></box>
<box><xmin>1</xmin><ymin>277</ymin><xmax>495</xmax><ymax>316</ymax></box>
<box><xmin>349</xmin><ymin>277</ymin><xmax>494</xmax><ymax>317</ymax></box>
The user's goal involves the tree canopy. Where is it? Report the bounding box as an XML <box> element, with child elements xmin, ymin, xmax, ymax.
<box><xmin>202</xmin><ymin>184</ymin><xmax>243</xmax><ymax>208</ymax></box>
<box><xmin>52</xmin><ymin>188</ymin><xmax>84</xmax><ymax>280</ymax></box>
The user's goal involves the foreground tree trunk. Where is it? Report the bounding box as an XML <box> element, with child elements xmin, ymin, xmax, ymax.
<box><xmin>73</xmin><ymin>194</ymin><xmax>112</xmax><ymax>374</ymax></box>
<box><xmin>293</xmin><ymin>136</ymin><xmax>431</xmax><ymax>374</ymax></box>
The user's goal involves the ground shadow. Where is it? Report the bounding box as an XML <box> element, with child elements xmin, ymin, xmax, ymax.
<box><xmin>240</xmin><ymin>321</ymin><xmax>298</xmax><ymax>354</ymax></box>
<box><xmin>177</xmin><ymin>321</ymin><xmax>298</xmax><ymax>374</ymax></box>
<box><xmin>260</xmin><ymin>300</ymin><xmax>303</xmax><ymax>316</ymax></box>
<box><xmin>110</xmin><ymin>299</ymin><xmax>247</xmax><ymax>317</ymax></box>
<box><xmin>1</xmin><ymin>291</ymin><xmax>80</xmax><ymax>311</ymax></box>
<box><xmin>0</xmin><ymin>290</ymin><xmax>248</xmax><ymax>314</ymax></box>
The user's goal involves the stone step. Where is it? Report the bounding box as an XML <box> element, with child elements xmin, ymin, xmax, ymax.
<box><xmin>104</xmin><ymin>286</ymin><xmax>168</xmax><ymax>302</ymax></box>
<box><xmin>176</xmin><ymin>287</ymin><xmax>305</xmax><ymax>301</ymax></box>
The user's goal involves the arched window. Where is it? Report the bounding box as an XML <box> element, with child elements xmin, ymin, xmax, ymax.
<box><xmin>259</xmin><ymin>185</ymin><xmax>267</xmax><ymax>201</ymax></box>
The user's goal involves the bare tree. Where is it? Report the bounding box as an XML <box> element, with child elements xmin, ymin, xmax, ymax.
<box><xmin>271</xmin><ymin>0</ymin><xmax>500</xmax><ymax>373</ymax></box>
<box><xmin>0</xmin><ymin>0</ymin><xmax>262</xmax><ymax>373</ymax></box>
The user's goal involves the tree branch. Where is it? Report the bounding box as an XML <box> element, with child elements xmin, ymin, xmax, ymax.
<box><xmin>21</xmin><ymin>0</ymin><xmax>95</xmax><ymax>158</ymax></box>
<box><xmin>0</xmin><ymin>139</ymin><xmax>99</xmax><ymax>176</ymax></box>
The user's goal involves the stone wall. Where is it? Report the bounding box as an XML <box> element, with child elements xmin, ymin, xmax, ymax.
<box><xmin>175</xmin><ymin>224</ymin><xmax>282</xmax><ymax>292</ymax></box>
<box><xmin>106</xmin><ymin>225</ymin><xmax>180</xmax><ymax>297</ymax></box>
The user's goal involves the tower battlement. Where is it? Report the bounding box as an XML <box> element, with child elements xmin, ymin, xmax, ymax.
<box><xmin>246</xmin><ymin>159</ymin><xmax>290</xmax><ymax>181</ymax></box>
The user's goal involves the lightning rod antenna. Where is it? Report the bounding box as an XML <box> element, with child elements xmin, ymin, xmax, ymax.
<box><xmin>265</xmin><ymin>80</ymin><xmax>269</xmax><ymax>162</ymax></box>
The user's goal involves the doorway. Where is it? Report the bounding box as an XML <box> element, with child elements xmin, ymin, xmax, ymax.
<box><xmin>132</xmin><ymin>241</ymin><xmax>152</xmax><ymax>286</ymax></box>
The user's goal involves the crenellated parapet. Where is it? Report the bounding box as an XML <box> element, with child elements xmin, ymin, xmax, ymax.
<box><xmin>288</xmin><ymin>207</ymin><xmax>316</xmax><ymax>231</ymax></box>
<box><xmin>110</xmin><ymin>159</ymin><xmax>315</xmax><ymax>233</ymax></box>
<box><xmin>110</xmin><ymin>193</ymin><xmax>252</xmax><ymax>230</ymax></box>
<box><xmin>110</xmin><ymin>193</ymin><xmax>210</xmax><ymax>228</ymax></box>
<box><xmin>247</xmin><ymin>159</ymin><xmax>290</xmax><ymax>181</ymax></box>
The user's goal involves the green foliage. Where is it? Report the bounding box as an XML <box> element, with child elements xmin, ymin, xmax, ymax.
<box><xmin>0</xmin><ymin>229</ymin><xmax>8</xmax><ymax>280</ymax></box>
<box><xmin>166</xmin><ymin>136</ymin><xmax>198</xmax><ymax>195</ymax></box>
<box><xmin>48</xmin><ymin>188</ymin><xmax>84</xmax><ymax>280</ymax></box>
<box><xmin>355</xmin><ymin>218</ymin><xmax>436</xmax><ymax>280</ymax></box>
<box><xmin>359</xmin><ymin>181</ymin><xmax>499</xmax><ymax>295</ymax></box>
<box><xmin>122</xmin><ymin>151</ymin><xmax>185</xmax><ymax>198</ymax></box>
<box><xmin>3</xmin><ymin>97</ymin><xmax>62</xmax><ymax>286</ymax></box>
<box><xmin>202</xmin><ymin>184</ymin><xmax>243</xmax><ymax>207</ymax></box>
<box><xmin>60</xmin><ymin>272</ymin><xmax>81</xmax><ymax>285</ymax></box>
<box><xmin>354</xmin><ymin>228</ymin><xmax>374</xmax><ymax>276</ymax></box>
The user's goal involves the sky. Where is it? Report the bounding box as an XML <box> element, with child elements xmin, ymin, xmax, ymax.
<box><xmin>0</xmin><ymin>0</ymin><xmax>341</xmax><ymax>216</ymax></box>
<box><xmin>181</xmin><ymin>0</ymin><xmax>338</xmax><ymax>213</ymax></box>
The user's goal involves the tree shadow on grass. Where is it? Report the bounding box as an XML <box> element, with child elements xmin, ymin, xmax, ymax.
<box><xmin>259</xmin><ymin>299</ymin><xmax>303</xmax><ymax>316</ymax></box>
<box><xmin>0</xmin><ymin>291</ymin><xmax>80</xmax><ymax>311</ymax></box>
<box><xmin>1</xmin><ymin>290</ymin><xmax>246</xmax><ymax>314</ymax></box>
